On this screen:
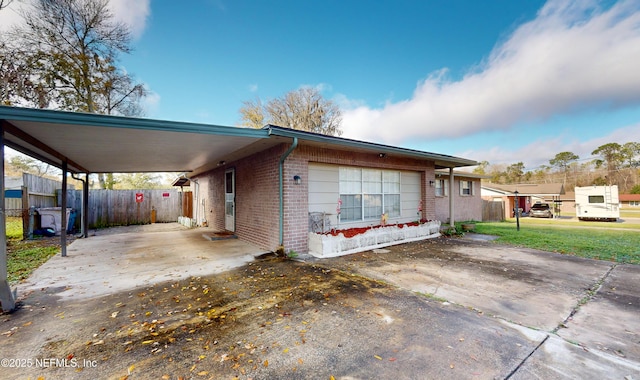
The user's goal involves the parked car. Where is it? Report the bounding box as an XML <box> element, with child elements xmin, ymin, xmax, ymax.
<box><xmin>530</xmin><ymin>203</ymin><xmax>553</xmax><ymax>218</ymax></box>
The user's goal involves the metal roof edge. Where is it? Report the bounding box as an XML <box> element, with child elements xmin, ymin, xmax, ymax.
<box><xmin>0</xmin><ymin>106</ymin><xmax>269</xmax><ymax>138</ymax></box>
<box><xmin>265</xmin><ymin>125</ymin><xmax>477</xmax><ymax>167</ymax></box>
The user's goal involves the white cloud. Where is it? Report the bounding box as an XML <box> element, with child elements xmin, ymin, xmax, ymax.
<box><xmin>107</xmin><ymin>0</ymin><xmax>150</xmax><ymax>40</ymax></box>
<box><xmin>461</xmin><ymin>122</ymin><xmax>640</xmax><ymax>170</ymax></box>
<box><xmin>341</xmin><ymin>0</ymin><xmax>640</xmax><ymax>144</ymax></box>
<box><xmin>0</xmin><ymin>0</ymin><xmax>150</xmax><ymax>39</ymax></box>
<box><xmin>248</xmin><ymin>84</ymin><xmax>258</xmax><ymax>92</ymax></box>
<box><xmin>142</xmin><ymin>90</ymin><xmax>160</xmax><ymax>116</ymax></box>
<box><xmin>0</xmin><ymin>0</ymin><xmax>28</xmax><ymax>31</ymax></box>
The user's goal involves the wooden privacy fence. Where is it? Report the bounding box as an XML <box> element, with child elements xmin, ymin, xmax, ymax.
<box><xmin>482</xmin><ymin>200</ymin><xmax>505</xmax><ymax>222</ymax></box>
<box><xmin>65</xmin><ymin>189</ymin><xmax>188</xmax><ymax>228</ymax></box>
<box><xmin>5</xmin><ymin>173</ymin><xmax>69</xmax><ymax>217</ymax></box>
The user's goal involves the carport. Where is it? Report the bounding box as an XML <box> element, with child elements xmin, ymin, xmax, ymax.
<box><xmin>0</xmin><ymin>106</ymin><xmax>283</xmax><ymax>312</ymax></box>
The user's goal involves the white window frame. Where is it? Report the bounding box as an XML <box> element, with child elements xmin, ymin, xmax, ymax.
<box><xmin>459</xmin><ymin>180</ymin><xmax>474</xmax><ymax>196</ymax></box>
<box><xmin>339</xmin><ymin>167</ymin><xmax>401</xmax><ymax>222</ymax></box>
<box><xmin>435</xmin><ymin>179</ymin><xmax>448</xmax><ymax>197</ymax></box>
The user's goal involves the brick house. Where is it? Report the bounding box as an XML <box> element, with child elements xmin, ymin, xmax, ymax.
<box><xmin>619</xmin><ymin>193</ymin><xmax>640</xmax><ymax>208</ymax></box>
<box><xmin>433</xmin><ymin>170</ymin><xmax>487</xmax><ymax>223</ymax></box>
<box><xmin>0</xmin><ymin>106</ymin><xmax>479</xmax><ymax>310</ymax></box>
<box><xmin>191</xmin><ymin>126</ymin><xmax>477</xmax><ymax>254</ymax></box>
<box><xmin>0</xmin><ymin>106</ymin><xmax>477</xmax><ymax>256</ymax></box>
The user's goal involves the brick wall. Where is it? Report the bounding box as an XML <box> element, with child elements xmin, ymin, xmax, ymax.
<box><xmin>194</xmin><ymin>142</ymin><xmax>440</xmax><ymax>254</ymax></box>
<box><xmin>435</xmin><ymin>177</ymin><xmax>483</xmax><ymax>222</ymax></box>
<box><xmin>285</xmin><ymin>145</ymin><xmax>436</xmax><ymax>253</ymax></box>
<box><xmin>190</xmin><ymin>145</ymin><xmax>280</xmax><ymax>250</ymax></box>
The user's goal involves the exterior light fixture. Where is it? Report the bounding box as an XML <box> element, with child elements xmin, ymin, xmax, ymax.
<box><xmin>218</xmin><ymin>160</ymin><xmax>226</xmax><ymax>166</ymax></box>
<box><xmin>379</xmin><ymin>153</ymin><xmax>386</xmax><ymax>158</ymax></box>
<box><xmin>293</xmin><ymin>175</ymin><xmax>302</xmax><ymax>185</ymax></box>
<box><xmin>429</xmin><ymin>180</ymin><xmax>435</xmax><ymax>187</ymax></box>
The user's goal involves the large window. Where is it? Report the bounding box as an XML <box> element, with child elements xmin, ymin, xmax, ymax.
<box><xmin>339</xmin><ymin>167</ymin><xmax>401</xmax><ymax>222</ymax></box>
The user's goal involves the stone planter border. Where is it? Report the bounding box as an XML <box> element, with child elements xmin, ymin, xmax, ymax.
<box><xmin>308</xmin><ymin>220</ymin><xmax>441</xmax><ymax>258</ymax></box>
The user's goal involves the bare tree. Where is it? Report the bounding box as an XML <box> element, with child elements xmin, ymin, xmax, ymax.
<box><xmin>238</xmin><ymin>98</ymin><xmax>265</xmax><ymax>129</ymax></box>
<box><xmin>3</xmin><ymin>0</ymin><xmax>147</xmax><ymax>188</ymax></box>
<box><xmin>239</xmin><ymin>87</ymin><xmax>342</xmax><ymax>136</ymax></box>
<box><xmin>0</xmin><ymin>0</ymin><xmax>14</xmax><ymax>10</ymax></box>
<box><xmin>3</xmin><ymin>0</ymin><xmax>145</xmax><ymax>116</ymax></box>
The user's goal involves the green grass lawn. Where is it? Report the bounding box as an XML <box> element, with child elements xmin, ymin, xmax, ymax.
<box><xmin>472</xmin><ymin>221</ymin><xmax>640</xmax><ymax>264</ymax></box>
<box><xmin>5</xmin><ymin>217</ymin><xmax>61</xmax><ymax>284</ymax></box>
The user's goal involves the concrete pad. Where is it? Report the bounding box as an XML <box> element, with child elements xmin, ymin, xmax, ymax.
<box><xmin>20</xmin><ymin>223</ymin><xmax>269</xmax><ymax>301</ymax></box>
<box><xmin>558</xmin><ymin>264</ymin><xmax>640</xmax><ymax>362</ymax></box>
<box><xmin>331</xmin><ymin>239</ymin><xmax>614</xmax><ymax>331</ymax></box>
<box><xmin>325</xmin><ymin>238</ymin><xmax>640</xmax><ymax>377</ymax></box>
<box><xmin>512</xmin><ymin>334</ymin><xmax>640</xmax><ymax>379</ymax></box>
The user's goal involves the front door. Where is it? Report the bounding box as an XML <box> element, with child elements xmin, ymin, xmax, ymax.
<box><xmin>225</xmin><ymin>169</ymin><xmax>235</xmax><ymax>231</ymax></box>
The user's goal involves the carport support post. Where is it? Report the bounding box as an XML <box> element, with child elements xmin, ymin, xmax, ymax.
<box><xmin>449</xmin><ymin>167</ymin><xmax>455</xmax><ymax>229</ymax></box>
<box><xmin>0</xmin><ymin>128</ymin><xmax>16</xmax><ymax>311</ymax></box>
<box><xmin>60</xmin><ymin>161</ymin><xmax>67</xmax><ymax>257</ymax></box>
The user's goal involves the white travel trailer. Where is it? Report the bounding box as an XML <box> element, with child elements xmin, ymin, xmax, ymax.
<box><xmin>575</xmin><ymin>185</ymin><xmax>620</xmax><ymax>221</ymax></box>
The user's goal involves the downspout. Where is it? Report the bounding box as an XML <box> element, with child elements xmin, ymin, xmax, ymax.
<box><xmin>61</xmin><ymin>161</ymin><xmax>68</xmax><ymax>257</ymax></box>
<box><xmin>279</xmin><ymin>137</ymin><xmax>298</xmax><ymax>246</ymax></box>
<box><xmin>71</xmin><ymin>173</ymin><xmax>89</xmax><ymax>238</ymax></box>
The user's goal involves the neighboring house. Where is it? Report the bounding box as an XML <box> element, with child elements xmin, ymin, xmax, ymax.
<box><xmin>620</xmin><ymin>194</ymin><xmax>640</xmax><ymax>208</ymax></box>
<box><xmin>191</xmin><ymin>126</ymin><xmax>477</xmax><ymax>254</ymax></box>
<box><xmin>481</xmin><ymin>183</ymin><xmax>565</xmax><ymax>219</ymax></box>
<box><xmin>433</xmin><ymin>170</ymin><xmax>487</xmax><ymax>222</ymax></box>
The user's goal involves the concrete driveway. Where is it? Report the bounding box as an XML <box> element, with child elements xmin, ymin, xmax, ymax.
<box><xmin>2</xmin><ymin>226</ymin><xmax>638</xmax><ymax>379</ymax></box>
<box><xmin>325</xmin><ymin>235</ymin><xmax>640</xmax><ymax>378</ymax></box>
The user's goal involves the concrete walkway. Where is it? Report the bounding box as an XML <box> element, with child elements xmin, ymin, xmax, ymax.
<box><xmin>20</xmin><ymin>223</ymin><xmax>269</xmax><ymax>300</ymax></box>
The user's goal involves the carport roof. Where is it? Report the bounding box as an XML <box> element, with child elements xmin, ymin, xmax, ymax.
<box><xmin>483</xmin><ymin>183</ymin><xmax>565</xmax><ymax>196</ymax></box>
<box><xmin>0</xmin><ymin>106</ymin><xmax>274</xmax><ymax>175</ymax></box>
<box><xmin>0</xmin><ymin>106</ymin><xmax>476</xmax><ymax>175</ymax></box>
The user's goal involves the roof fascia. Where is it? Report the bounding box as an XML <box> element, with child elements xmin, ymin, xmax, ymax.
<box><xmin>435</xmin><ymin>170</ymin><xmax>490</xmax><ymax>179</ymax></box>
<box><xmin>0</xmin><ymin>106</ymin><xmax>269</xmax><ymax>138</ymax></box>
<box><xmin>265</xmin><ymin>125</ymin><xmax>477</xmax><ymax>168</ymax></box>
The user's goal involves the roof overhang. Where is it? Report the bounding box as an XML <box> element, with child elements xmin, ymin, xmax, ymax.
<box><xmin>0</xmin><ymin>106</ymin><xmax>273</xmax><ymax>176</ymax></box>
<box><xmin>266</xmin><ymin>125</ymin><xmax>477</xmax><ymax>169</ymax></box>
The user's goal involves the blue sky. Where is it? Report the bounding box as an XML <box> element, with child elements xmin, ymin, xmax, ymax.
<box><xmin>3</xmin><ymin>0</ymin><xmax>640</xmax><ymax>171</ymax></box>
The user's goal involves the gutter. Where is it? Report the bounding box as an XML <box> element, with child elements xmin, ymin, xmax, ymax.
<box><xmin>278</xmin><ymin>137</ymin><xmax>298</xmax><ymax>246</ymax></box>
